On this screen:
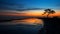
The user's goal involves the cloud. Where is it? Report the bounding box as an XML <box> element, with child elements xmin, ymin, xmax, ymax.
<box><xmin>0</xmin><ymin>0</ymin><xmax>25</xmax><ymax>11</ymax></box>
<box><xmin>0</xmin><ymin>0</ymin><xmax>45</xmax><ymax>11</ymax></box>
<box><xmin>16</xmin><ymin>8</ymin><xmax>45</xmax><ymax>11</ymax></box>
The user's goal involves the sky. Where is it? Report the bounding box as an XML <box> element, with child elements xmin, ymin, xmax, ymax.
<box><xmin>0</xmin><ymin>0</ymin><xmax>60</xmax><ymax>17</ymax></box>
<box><xmin>0</xmin><ymin>0</ymin><xmax>60</xmax><ymax>25</ymax></box>
<box><xmin>0</xmin><ymin>0</ymin><xmax>60</xmax><ymax>10</ymax></box>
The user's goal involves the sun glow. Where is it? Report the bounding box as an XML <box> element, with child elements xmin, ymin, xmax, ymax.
<box><xmin>0</xmin><ymin>10</ymin><xmax>60</xmax><ymax>17</ymax></box>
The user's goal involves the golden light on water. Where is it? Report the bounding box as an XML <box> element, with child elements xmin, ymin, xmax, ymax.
<box><xmin>0</xmin><ymin>10</ymin><xmax>60</xmax><ymax>25</ymax></box>
<box><xmin>12</xmin><ymin>18</ymin><xmax>44</xmax><ymax>25</ymax></box>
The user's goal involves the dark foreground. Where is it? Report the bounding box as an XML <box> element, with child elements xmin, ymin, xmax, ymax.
<box><xmin>38</xmin><ymin>17</ymin><xmax>60</xmax><ymax>34</ymax></box>
<box><xmin>0</xmin><ymin>17</ymin><xmax>60</xmax><ymax>34</ymax></box>
<box><xmin>0</xmin><ymin>24</ymin><xmax>43</xmax><ymax>34</ymax></box>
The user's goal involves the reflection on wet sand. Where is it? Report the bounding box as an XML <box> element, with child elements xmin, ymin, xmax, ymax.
<box><xmin>12</xmin><ymin>18</ymin><xmax>44</xmax><ymax>25</ymax></box>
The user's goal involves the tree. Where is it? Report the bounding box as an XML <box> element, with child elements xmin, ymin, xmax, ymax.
<box><xmin>42</xmin><ymin>9</ymin><xmax>55</xmax><ymax>18</ymax></box>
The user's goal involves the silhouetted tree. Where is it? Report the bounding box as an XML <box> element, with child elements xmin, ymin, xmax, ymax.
<box><xmin>42</xmin><ymin>9</ymin><xmax>56</xmax><ymax>18</ymax></box>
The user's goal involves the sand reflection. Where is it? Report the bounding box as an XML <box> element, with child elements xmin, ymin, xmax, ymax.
<box><xmin>12</xmin><ymin>18</ymin><xmax>44</xmax><ymax>25</ymax></box>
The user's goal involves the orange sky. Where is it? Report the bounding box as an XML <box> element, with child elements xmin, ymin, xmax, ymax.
<box><xmin>0</xmin><ymin>10</ymin><xmax>60</xmax><ymax>25</ymax></box>
<box><xmin>0</xmin><ymin>10</ymin><xmax>60</xmax><ymax>17</ymax></box>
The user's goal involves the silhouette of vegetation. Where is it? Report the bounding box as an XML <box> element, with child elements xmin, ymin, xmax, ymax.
<box><xmin>38</xmin><ymin>17</ymin><xmax>60</xmax><ymax>34</ymax></box>
<box><xmin>42</xmin><ymin>9</ymin><xmax>56</xmax><ymax>18</ymax></box>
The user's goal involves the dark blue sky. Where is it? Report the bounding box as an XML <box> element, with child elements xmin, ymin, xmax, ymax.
<box><xmin>0</xmin><ymin>0</ymin><xmax>60</xmax><ymax>10</ymax></box>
